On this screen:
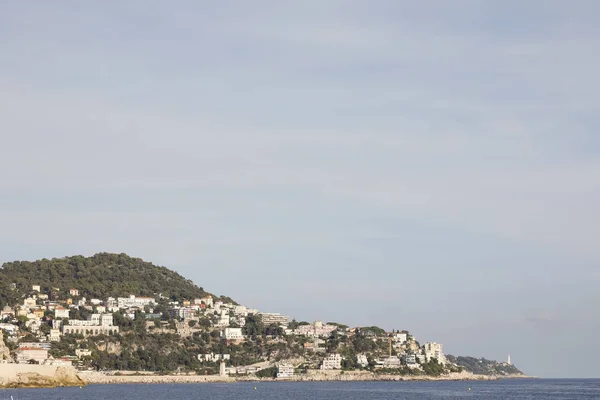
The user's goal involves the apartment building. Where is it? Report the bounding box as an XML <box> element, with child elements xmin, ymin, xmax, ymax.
<box><xmin>258</xmin><ymin>312</ymin><xmax>290</xmax><ymax>326</ymax></box>
<box><xmin>321</xmin><ymin>353</ymin><xmax>342</xmax><ymax>370</ymax></box>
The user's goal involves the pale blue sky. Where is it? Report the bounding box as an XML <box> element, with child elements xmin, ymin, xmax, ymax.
<box><xmin>1</xmin><ymin>1</ymin><xmax>599</xmax><ymax>378</ymax></box>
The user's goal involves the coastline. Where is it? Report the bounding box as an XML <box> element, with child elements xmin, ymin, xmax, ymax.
<box><xmin>0</xmin><ymin>364</ymin><xmax>532</xmax><ymax>389</ymax></box>
<box><xmin>77</xmin><ymin>370</ymin><xmax>531</xmax><ymax>385</ymax></box>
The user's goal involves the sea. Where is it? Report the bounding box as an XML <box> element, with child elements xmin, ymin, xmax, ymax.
<box><xmin>1</xmin><ymin>379</ymin><xmax>599</xmax><ymax>400</ymax></box>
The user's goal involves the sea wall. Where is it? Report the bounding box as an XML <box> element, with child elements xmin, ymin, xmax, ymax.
<box><xmin>79</xmin><ymin>369</ymin><xmax>497</xmax><ymax>385</ymax></box>
<box><xmin>0</xmin><ymin>364</ymin><xmax>85</xmax><ymax>388</ymax></box>
<box><xmin>79</xmin><ymin>371</ymin><xmax>235</xmax><ymax>384</ymax></box>
<box><xmin>272</xmin><ymin>370</ymin><xmax>497</xmax><ymax>382</ymax></box>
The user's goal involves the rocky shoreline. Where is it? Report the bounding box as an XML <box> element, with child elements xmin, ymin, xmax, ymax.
<box><xmin>1</xmin><ymin>366</ymin><xmax>531</xmax><ymax>388</ymax></box>
<box><xmin>0</xmin><ymin>365</ymin><xmax>86</xmax><ymax>389</ymax></box>
<box><xmin>77</xmin><ymin>370</ymin><xmax>530</xmax><ymax>385</ymax></box>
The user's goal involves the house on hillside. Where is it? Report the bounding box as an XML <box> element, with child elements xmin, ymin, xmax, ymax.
<box><xmin>277</xmin><ymin>363</ymin><xmax>295</xmax><ymax>378</ymax></box>
<box><xmin>1</xmin><ymin>306</ymin><xmax>14</xmax><ymax>320</ymax></box>
<box><xmin>320</xmin><ymin>354</ymin><xmax>342</xmax><ymax>370</ymax></box>
<box><xmin>423</xmin><ymin>342</ymin><xmax>445</xmax><ymax>364</ymax></box>
<box><xmin>23</xmin><ymin>297</ymin><xmax>37</xmax><ymax>308</ymax></box>
<box><xmin>54</xmin><ymin>307</ymin><xmax>69</xmax><ymax>319</ymax></box>
<box><xmin>222</xmin><ymin>327</ymin><xmax>244</xmax><ymax>341</ymax></box>
<box><xmin>49</xmin><ymin>329</ymin><xmax>61</xmax><ymax>342</ymax></box>
<box><xmin>16</xmin><ymin>347</ymin><xmax>48</xmax><ymax>364</ymax></box>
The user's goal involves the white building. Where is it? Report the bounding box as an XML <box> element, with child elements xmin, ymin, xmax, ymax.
<box><xmin>43</xmin><ymin>357</ymin><xmax>72</xmax><ymax>367</ymax></box>
<box><xmin>69</xmin><ymin>288</ymin><xmax>79</xmax><ymax>296</ymax></box>
<box><xmin>63</xmin><ymin>324</ymin><xmax>119</xmax><ymax>336</ymax></box>
<box><xmin>294</xmin><ymin>321</ymin><xmax>337</xmax><ymax>337</ymax></box>
<box><xmin>32</xmin><ymin>285</ymin><xmax>41</xmax><ymax>292</ymax></box>
<box><xmin>258</xmin><ymin>312</ymin><xmax>290</xmax><ymax>326</ymax></box>
<box><xmin>0</xmin><ymin>306</ymin><xmax>14</xmax><ymax>320</ymax></box>
<box><xmin>223</xmin><ymin>327</ymin><xmax>244</xmax><ymax>340</ymax></box>
<box><xmin>23</xmin><ymin>297</ymin><xmax>37</xmax><ymax>308</ymax></box>
<box><xmin>321</xmin><ymin>353</ymin><xmax>342</xmax><ymax>370</ymax></box>
<box><xmin>168</xmin><ymin>307</ymin><xmax>196</xmax><ymax>320</ymax></box>
<box><xmin>75</xmin><ymin>349</ymin><xmax>92</xmax><ymax>358</ymax></box>
<box><xmin>66</xmin><ymin>318</ymin><xmax>95</xmax><ymax>326</ymax></box>
<box><xmin>357</xmin><ymin>354</ymin><xmax>369</xmax><ymax>367</ymax></box>
<box><xmin>16</xmin><ymin>347</ymin><xmax>48</xmax><ymax>364</ymax></box>
<box><xmin>403</xmin><ymin>353</ymin><xmax>417</xmax><ymax>365</ymax></box>
<box><xmin>101</xmin><ymin>314</ymin><xmax>114</xmax><ymax>326</ymax></box>
<box><xmin>198</xmin><ymin>353</ymin><xmax>231</xmax><ymax>362</ymax></box>
<box><xmin>215</xmin><ymin>311</ymin><xmax>230</xmax><ymax>327</ymax></box>
<box><xmin>63</xmin><ymin>313</ymin><xmax>116</xmax><ymax>336</ymax></box>
<box><xmin>49</xmin><ymin>329</ymin><xmax>61</xmax><ymax>342</ymax></box>
<box><xmin>382</xmin><ymin>356</ymin><xmax>401</xmax><ymax>368</ymax></box>
<box><xmin>233</xmin><ymin>305</ymin><xmax>248</xmax><ymax>316</ymax></box>
<box><xmin>54</xmin><ymin>307</ymin><xmax>70</xmax><ymax>319</ymax></box>
<box><xmin>423</xmin><ymin>342</ymin><xmax>445</xmax><ymax>364</ymax></box>
<box><xmin>88</xmin><ymin>314</ymin><xmax>101</xmax><ymax>325</ymax></box>
<box><xmin>277</xmin><ymin>363</ymin><xmax>295</xmax><ymax>378</ymax></box>
<box><xmin>393</xmin><ymin>332</ymin><xmax>408</xmax><ymax>343</ymax></box>
<box><xmin>199</xmin><ymin>296</ymin><xmax>213</xmax><ymax>307</ymax></box>
<box><xmin>90</xmin><ymin>299</ymin><xmax>102</xmax><ymax>305</ymax></box>
<box><xmin>117</xmin><ymin>295</ymin><xmax>155</xmax><ymax>309</ymax></box>
<box><xmin>106</xmin><ymin>297</ymin><xmax>117</xmax><ymax>308</ymax></box>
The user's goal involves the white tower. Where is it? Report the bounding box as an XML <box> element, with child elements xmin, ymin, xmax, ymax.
<box><xmin>507</xmin><ymin>354</ymin><xmax>511</xmax><ymax>365</ymax></box>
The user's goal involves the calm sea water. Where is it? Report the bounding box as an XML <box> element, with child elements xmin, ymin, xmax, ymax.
<box><xmin>1</xmin><ymin>379</ymin><xmax>599</xmax><ymax>400</ymax></box>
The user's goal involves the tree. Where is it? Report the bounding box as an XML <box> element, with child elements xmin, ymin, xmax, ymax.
<box><xmin>0</xmin><ymin>253</ymin><xmax>216</xmax><ymax>306</ymax></box>
<box><xmin>288</xmin><ymin>319</ymin><xmax>300</xmax><ymax>330</ymax></box>
<box><xmin>243</xmin><ymin>315</ymin><xmax>264</xmax><ymax>338</ymax></box>
<box><xmin>422</xmin><ymin>358</ymin><xmax>445</xmax><ymax>376</ymax></box>
<box><xmin>264</xmin><ymin>324</ymin><xmax>283</xmax><ymax>337</ymax></box>
<box><xmin>198</xmin><ymin>318</ymin><xmax>212</xmax><ymax>328</ymax></box>
<box><xmin>39</xmin><ymin>322</ymin><xmax>51</xmax><ymax>335</ymax></box>
<box><xmin>255</xmin><ymin>366</ymin><xmax>277</xmax><ymax>378</ymax></box>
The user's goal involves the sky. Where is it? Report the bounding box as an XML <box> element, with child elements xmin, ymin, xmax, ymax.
<box><xmin>1</xmin><ymin>1</ymin><xmax>599</xmax><ymax>378</ymax></box>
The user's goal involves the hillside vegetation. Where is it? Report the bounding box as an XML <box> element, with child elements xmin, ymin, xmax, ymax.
<box><xmin>0</xmin><ymin>252</ymin><xmax>525</xmax><ymax>377</ymax></box>
<box><xmin>0</xmin><ymin>253</ymin><xmax>211</xmax><ymax>306</ymax></box>
<box><xmin>445</xmin><ymin>355</ymin><xmax>524</xmax><ymax>376</ymax></box>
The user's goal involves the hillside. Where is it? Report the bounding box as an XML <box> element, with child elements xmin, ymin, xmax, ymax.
<box><xmin>445</xmin><ymin>355</ymin><xmax>524</xmax><ymax>376</ymax></box>
<box><xmin>0</xmin><ymin>253</ymin><xmax>212</xmax><ymax>306</ymax></box>
<box><xmin>0</xmin><ymin>252</ymin><xmax>524</xmax><ymax>379</ymax></box>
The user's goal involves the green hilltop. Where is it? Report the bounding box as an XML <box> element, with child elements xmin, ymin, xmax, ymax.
<box><xmin>0</xmin><ymin>252</ymin><xmax>211</xmax><ymax>307</ymax></box>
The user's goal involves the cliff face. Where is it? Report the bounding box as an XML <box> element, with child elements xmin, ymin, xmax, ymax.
<box><xmin>0</xmin><ymin>364</ymin><xmax>86</xmax><ymax>388</ymax></box>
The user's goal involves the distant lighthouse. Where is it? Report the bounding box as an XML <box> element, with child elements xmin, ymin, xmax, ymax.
<box><xmin>507</xmin><ymin>354</ymin><xmax>511</xmax><ymax>365</ymax></box>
